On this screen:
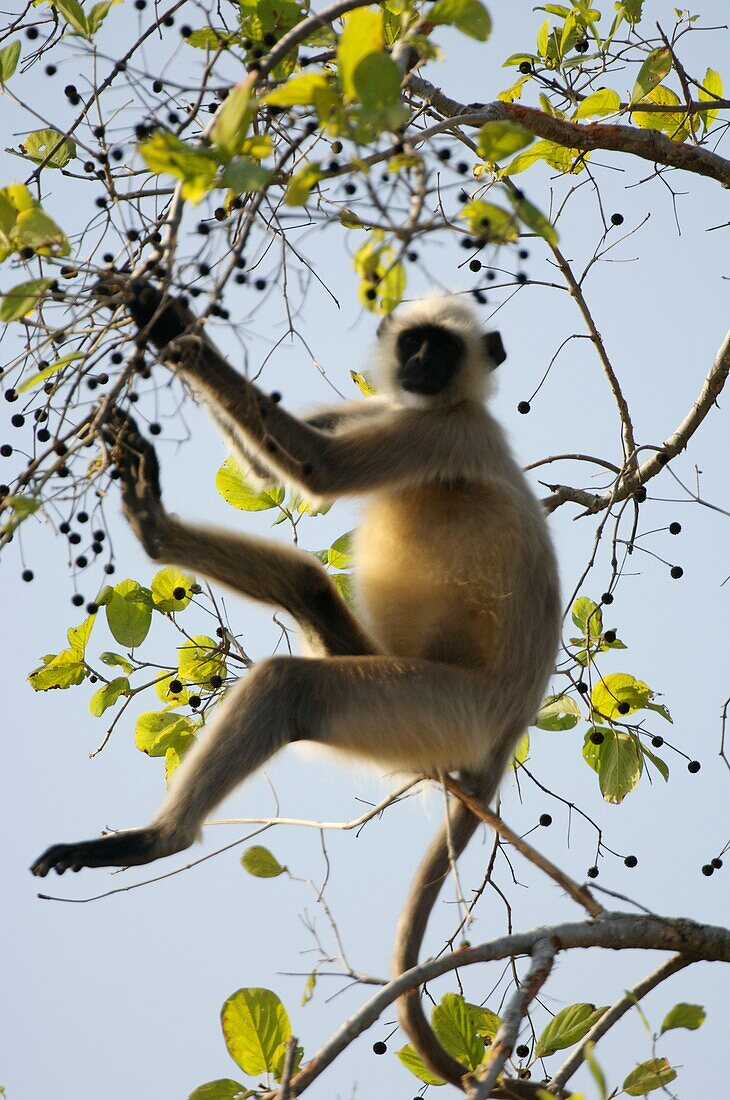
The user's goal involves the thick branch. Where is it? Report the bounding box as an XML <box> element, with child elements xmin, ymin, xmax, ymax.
<box><xmin>406</xmin><ymin>75</ymin><xmax>730</xmax><ymax>187</ymax></box>
<box><xmin>286</xmin><ymin>912</ymin><xmax>730</xmax><ymax>1096</ymax></box>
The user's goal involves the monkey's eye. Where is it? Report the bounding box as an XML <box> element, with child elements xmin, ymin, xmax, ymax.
<box><xmin>399</xmin><ymin>332</ymin><xmax>420</xmax><ymax>355</ymax></box>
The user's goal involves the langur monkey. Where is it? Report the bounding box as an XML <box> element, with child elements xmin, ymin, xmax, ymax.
<box><xmin>31</xmin><ymin>288</ymin><xmax>560</xmax><ymax>1089</ymax></box>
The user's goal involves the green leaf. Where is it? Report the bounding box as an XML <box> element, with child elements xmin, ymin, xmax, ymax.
<box><xmin>29</xmin><ymin>648</ymin><xmax>88</xmax><ymax>691</ymax></box>
<box><xmin>0</xmin><ymin>41</ymin><xmax>21</xmax><ymax>83</ymax></box>
<box><xmin>151</xmin><ymin>566</ymin><xmax>196</xmax><ymax>612</ymax></box>
<box><xmin>0</xmin><ymin>493</ymin><xmax>40</xmax><ymax>536</ymax></box>
<box><xmin>265</xmin><ymin>73</ymin><xmax>331</xmax><ymax>107</ymax></box>
<box><xmin>354</xmin><ymin>51</ymin><xmax>403</xmax><ymax>112</ymax></box>
<box><xmin>536</xmin><ymin>15</ymin><xmax>549</xmax><ymax>56</ymax></box>
<box><xmin>301</xmin><ymin>971</ymin><xmax>316</xmax><ymax>1006</ymax></box>
<box><xmin>498</xmin><ymin>75</ymin><xmax>530</xmax><ymax>103</ymax></box>
<box><xmin>429</xmin><ymin>0</ymin><xmax>491</xmax><ymax>39</ymax></box>
<box><xmin>5</xmin><ymin>199</ymin><xmax>70</xmax><ymax>258</ymax></box>
<box><xmin>477</xmin><ymin>120</ymin><xmax>534</xmax><ymax>162</ymax></box>
<box><xmin>337</xmin><ymin>9</ymin><xmax>383</xmax><ymax>100</ymax></box>
<box><xmin>631</xmin><ymin>84</ymin><xmax>686</xmax><ymax>134</ymax></box>
<box><xmin>67</xmin><ymin>613</ymin><xmax>95</xmax><ymax>654</ymax></box>
<box><xmin>0</xmin><ymin>278</ymin><xmax>53</xmax><ymax>322</ymax></box>
<box><xmin>509</xmin><ymin>191</ymin><xmax>559</xmax><ymax>245</ymax></box>
<box><xmin>188</xmin><ymin>1079</ymin><xmax>252</xmax><ymax>1099</ymax></box>
<box><xmin>212</xmin><ymin>83</ymin><xmax>255</xmax><ymax>160</ymax></box>
<box><xmin>660</xmin><ymin>1003</ymin><xmax>706</xmax><ymax>1034</ymax></box>
<box><xmin>431</xmin><ymin>993</ymin><xmax>484</xmax><ymax>1071</ymax></box>
<box><xmin>221</xmin><ymin>988</ymin><xmax>292</xmax><ymax>1076</ymax></box>
<box><xmin>241</xmin><ymin>845</ymin><xmax>286</xmax><ymax>878</ymax></box>
<box><xmin>135</xmin><ymin>711</ymin><xmax>196</xmax><ymax>756</ymax></box>
<box><xmin>100</xmin><ymin>651</ymin><xmax>135</xmax><ymax>675</ymax></box>
<box><xmin>87</xmin><ymin>0</ymin><xmax>120</xmax><ymax>34</ymax></box>
<box><xmin>466</xmin><ymin>1003</ymin><xmax>500</xmax><ymax>1040</ymax></box>
<box><xmin>638</xmin><ymin>741</ymin><xmax>669</xmax><ymax>782</ymax></box>
<box><xmin>221</xmin><ymin>157</ymin><xmax>272</xmax><ymax>193</ymax></box>
<box><xmin>89</xmin><ymin>676</ymin><xmax>130</xmax><ymax>717</ymax></box>
<box><xmin>572</xmin><ymin>596</ymin><xmax>603</xmax><ymax>636</ymax></box>
<box><xmin>460</xmin><ymin>201</ymin><xmax>519</xmax><ymax>243</ymax></box>
<box><xmin>535</xmin><ymin>693</ymin><xmax>581</xmax><ymax>731</ymax></box>
<box><xmin>535</xmin><ymin>1003</ymin><xmax>607</xmax><ymax>1058</ymax></box>
<box><xmin>52</xmin><ymin>0</ymin><xmax>90</xmax><ymax>37</ymax></box>
<box><xmin>512</xmin><ymin>730</ymin><xmax>530</xmax><ymax>768</ymax></box>
<box><xmin>591</xmin><ymin>672</ymin><xmax>653</xmax><ymax>720</ymax></box>
<box><xmin>584</xmin><ymin>1041</ymin><xmax>608</xmax><ymax>1100</ymax></box>
<box><xmin>17</xmin><ymin>351</ymin><xmax>82</xmax><ymax>394</ymax></box>
<box><xmin>598</xmin><ymin>730</ymin><xmax>643</xmax><ymax>803</ymax></box>
<box><xmin>331</xmin><ymin>572</ymin><xmax>354</xmax><ymax>603</ymax></box>
<box><xmin>698</xmin><ymin>67</ymin><xmax>723</xmax><ymax>131</ymax></box>
<box><xmin>178</xmin><ymin>635</ymin><xmax>226</xmax><ymax>686</ymax></box>
<box><xmin>631</xmin><ymin>47</ymin><xmax>672</xmax><ymax>103</ymax></box>
<box><xmin>284</xmin><ymin>162</ymin><xmax>323</xmax><ymax>206</ymax></box>
<box><xmin>215</xmin><ymin>457</ymin><xmax>285</xmax><ymax>510</ymax></box>
<box><xmin>185</xmin><ymin>27</ymin><xmax>247</xmax><ymax>49</ymax></box>
<box><xmin>623</xmin><ymin>1057</ymin><xmax>676</xmax><ymax>1095</ymax></box>
<box><xmin>327</xmin><ymin>531</ymin><xmax>354</xmax><ymax>570</ymax></box>
<box><xmin>621</xmin><ymin>0</ymin><xmax>643</xmax><ymax>24</ymax></box>
<box><xmin>503</xmin><ymin>139</ymin><xmax>588</xmax><ymax>176</ymax></box>
<box><xmin>140</xmin><ymin>131</ymin><xmax>218</xmax><ymax>204</ymax></box>
<box><xmin>574</xmin><ymin>88</ymin><xmax>620</xmax><ymax>119</ymax></box>
<box><xmin>105</xmin><ymin>579</ymin><xmax>153</xmax><ymax>647</ymax></box>
<box><xmin>396</xmin><ymin>1044</ymin><xmax>446</xmax><ymax>1085</ymax></box>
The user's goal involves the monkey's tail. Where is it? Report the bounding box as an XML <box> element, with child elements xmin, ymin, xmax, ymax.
<box><xmin>391</xmin><ymin>782</ymin><xmax>487</xmax><ymax>1087</ymax></box>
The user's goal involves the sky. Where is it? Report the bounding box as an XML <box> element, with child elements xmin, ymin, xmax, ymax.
<box><xmin>2</xmin><ymin>2</ymin><xmax>729</xmax><ymax>1099</ymax></box>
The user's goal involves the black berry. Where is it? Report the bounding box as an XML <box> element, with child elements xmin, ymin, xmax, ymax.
<box><xmin>372</xmin><ymin>1041</ymin><xmax>387</xmax><ymax>1055</ymax></box>
<box><xmin>210</xmin><ymin>675</ymin><xmax>223</xmax><ymax>689</ymax></box>
<box><xmin>651</xmin><ymin>736</ymin><xmax>664</xmax><ymax>748</ymax></box>
<box><xmin>702</xmin><ymin>864</ymin><xmax>713</xmax><ymax>876</ymax></box>
<box><xmin>624</xmin><ymin>855</ymin><xmax>638</xmax><ymax>868</ymax></box>
<box><xmin>587</xmin><ymin>866</ymin><xmax>599</xmax><ymax>879</ymax></box>
<box><xmin>169</xmin><ymin>679</ymin><xmax>183</xmax><ymax>694</ymax></box>
<box><xmin>516</xmin><ymin>1044</ymin><xmax>530</xmax><ymax>1058</ymax></box>
<box><xmin>577</xmin><ymin>681</ymin><xmax>589</xmax><ymax>695</ymax></box>
<box><xmin>603</xmin><ymin>630</ymin><xmax>616</xmax><ymax>644</ymax></box>
<box><xmin>669</xmin><ymin>522</ymin><xmax>681</xmax><ymax>534</ymax></box>
<box><xmin>617</xmin><ymin>701</ymin><xmax>630</xmax><ymax>715</ymax></box>
<box><xmin>173</xmin><ymin>586</ymin><xmax>186</xmax><ymax>600</ymax></box>
<box><xmin>72</xmin><ymin>593</ymin><xmax>84</xmax><ymax>607</ymax></box>
<box><xmin>711</xmin><ymin>857</ymin><xmax>723</xmax><ymax>869</ymax></box>
<box><xmin>687</xmin><ymin>760</ymin><xmax>701</xmax><ymax>773</ymax></box>
<box><xmin>539</xmin><ymin>813</ymin><xmax>552</xmax><ymax>827</ymax></box>
<box><xmin>610</xmin><ymin>213</ymin><xmax>624</xmax><ymax>225</ymax></box>
<box><xmin>590</xmin><ymin>730</ymin><xmax>604</xmax><ymax>745</ymax></box>
<box><xmin>22</xmin><ymin>569</ymin><xmax>34</xmax><ymax>582</ymax></box>
<box><xmin>519</xmin><ymin>61</ymin><xmax>532</xmax><ymax>74</ymax></box>
<box><xmin>601</xmin><ymin>592</ymin><xmax>613</xmax><ymax>604</ymax></box>
<box><xmin>670</xmin><ymin>566</ymin><xmax>684</xmax><ymax>579</ymax></box>
<box><xmin>517</xmin><ymin>401</ymin><xmax>531</xmax><ymax>415</ymax></box>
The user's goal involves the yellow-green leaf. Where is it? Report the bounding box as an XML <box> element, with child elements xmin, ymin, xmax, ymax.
<box><xmin>284</xmin><ymin>161</ymin><xmax>323</xmax><ymax>206</ymax></box>
<box><xmin>241</xmin><ymin>845</ymin><xmax>286</xmax><ymax>877</ymax></box>
<box><xmin>89</xmin><ymin>676</ymin><xmax>130</xmax><ymax>717</ymax></box>
<box><xmin>221</xmin><ymin>988</ymin><xmax>292</xmax><ymax>1076</ymax></box>
<box><xmin>0</xmin><ymin>40</ymin><xmax>21</xmax><ymax>83</ymax></box>
<box><xmin>337</xmin><ymin>9</ymin><xmax>383</xmax><ymax>100</ymax></box>
<box><xmin>178</xmin><ymin>635</ymin><xmax>226</xmax><ymax>686</ymax></box>
<box><xmin>23</xmin><ymin>128</ymin><xmax>73</xmax><ymax>169</ymax></box>
<box><xmin>477</xmin><ymin>120</ymin><xmax>534</xmax><ymax>162</ymax></box>
<box><xmin>591</xmin><ymin>672</ymin><xmax>652</xmax><ymax>719</ymax></box>
<box><xmin>574</xmin><ymin>88</ymin><xmax>620</xmax><ymax>119</ymax></box>
<box><xmin>631</xmin><ymin>84</ymin><xmax>685</xmax><ymax>134</ymax></box>
<box><xmin>188</xmin><ymin>1079</ymin><xmax>250</xmax><ymax>1100</ymax></box>
<box><xmin>698</xmin><ymin>67</ymin><xmax>723</xmax><ymax>131</ymax></box>
<box><xmin>265</xmin><ymin>73</ymin><xmax>330</xmax><ymax>107</ymax></box>
<box><xmin>135</xmin><ymin>710</ymin><xmax>196</xmax><ymax>756</ymax></box>
<box><xmin>623</xmin><ymin>1057</ymin><xmax>676</xmax><ymax>1096</ymax></box>
<box><xmin>211</xmin><ymin>83</ymin><xmax>255</xmax><ymax>159</ymax></box>
<box><xmin>460</xmin><ymin>200</ymin><xmax>519</xmax><ymax>243</ymax></box>
<box><xmin>428</xmin><ymin>0</ymin><xmax>491</xmax><ymax>41</ymax></box>
<box><xmin>105</xmin><ymin>579</ymin><xmax>153</xmax><ymax>648</ymax></box>
<box><xmin>598</xmin><ymin>730</ymin><xmax>643</xmax><ymax>803</ymax></box>
<box><xmin>140</xmin><ymin>131</ymin><xmax>218</xmax><ymax>204</ymax></box>
<box><xmin>0</xmin><ymin>278</ymin><xmax>53</xmax><ymax>322</ymax></box>
<box><xmin>51</xmin><ymin>0</ymin><xmax>90</xmax><ymax>37</ymax></box>
<box><xmin>17</xmin><ymin>351</ymin><xmax>82</xmax><ymax>394</ymax></box>
<box><xmin>29</xmin><ymin>648</ymin><xmax>88</xmax><ymax>691</ymax></box>
<box><xmin>396</xmin><ymin>1043</ymin><xmax>446</xmax><ymax>1085</ymax></box>
<box><xmin>432</xmin><ymin>993</ymin><xmax>484</xmax><ymax>1071</ymax></box>
<box><xmin>660</xmin><ymin>1002</ymin><xmax>706</xmax><ymax>1034</ymax></box>
<box><xmin>221</xmin><ymin>157</ymin><xmax>271</xmax><ymax>193</ymax></box>
<box><xmin>631</xmin><ymin>47</ymin><xmax>672</xmax><ymax>103</ymax></box>
<box><xmin>536</xmin><ymin>1004</ymin><xmax>607</xmax><ymax>1058</ymax></box>
<box><xmin>215</xmin><ymin>457</ymin><xmax>285</xmax><ymax>510</ymax></box>
<box><xmin>510</xmin><ymin>191</ymin><xmax>559</xmax><ymax>245</ymax></box>
<box><xmin>151</xmin><ymin>566</ymin><xmax>195</xmax><ymax>612</ymax></box>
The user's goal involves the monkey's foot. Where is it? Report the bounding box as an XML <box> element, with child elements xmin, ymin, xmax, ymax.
<box><xmin>102</xmin><ymin>408</ymin><xmax>165</xmax><ymax>558</ymax></box>
<box><xmin>30</xmin><ymin>826</ymin><xmax>176</xmax><ymax>877</ymax></box>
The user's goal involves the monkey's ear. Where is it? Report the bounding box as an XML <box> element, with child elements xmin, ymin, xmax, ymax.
<box><xmin>376</xmin><ymin>314</ymin><xmax>393</xmax><ymax>339</ymax></box>
<box><xmin>483</xmin><ymin>331</ymin><xmax>506</xmax><ymax>368</ymax></box>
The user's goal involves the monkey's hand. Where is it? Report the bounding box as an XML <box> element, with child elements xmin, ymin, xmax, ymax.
<box><xmin>30</xmin><ymin>825</ymin><xmax>186</xmax><ymax>876</ymax></box>
<box><xmin>102</xmin><ymin>407</ymin><xmax>166</xmax><ymax>559</ymax></box>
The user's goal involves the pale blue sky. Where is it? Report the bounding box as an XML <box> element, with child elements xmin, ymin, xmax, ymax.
<box><xmin>3</xmin><ymin>3</ymin><xmax>729</xmax><ymax>1098</ymax></box>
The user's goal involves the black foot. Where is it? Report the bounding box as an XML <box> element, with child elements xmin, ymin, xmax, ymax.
<box><xmin>101</xmin><ymin>408</ymin><xmax>165</xmax><ymax>558</ymax></box>
<box><xmin>30</xmin><ymin>827</ymin><xmax>164</xmax><ymax>877</ymax></box>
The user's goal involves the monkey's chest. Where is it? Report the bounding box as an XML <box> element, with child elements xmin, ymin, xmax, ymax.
<box><xmin>354</xmin><ymin>487</ymin><xmax>514</xmax><ymax>668</ymax></box>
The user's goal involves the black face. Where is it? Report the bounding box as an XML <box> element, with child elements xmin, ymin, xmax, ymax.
<box><xmin>396</xmin><ymin>325</ymin><xmax>465</xmax><ymax>396</ymax></box>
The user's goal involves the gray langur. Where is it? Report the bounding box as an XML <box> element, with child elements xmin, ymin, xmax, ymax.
<box><xmin>31</xmin><ymin>288</ymin><xmax>560</xmax><ymax>1088</ymax></box>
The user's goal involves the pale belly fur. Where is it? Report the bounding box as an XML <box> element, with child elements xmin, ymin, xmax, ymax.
<box><xmin>354</xmin><ymin>482</ymin><xmax>528</xmax><ymax>670</ymax></box>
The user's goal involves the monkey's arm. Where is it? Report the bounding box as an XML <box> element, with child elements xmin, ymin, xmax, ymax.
<box><xmin>118</xmin><ymin>282</ymin><xmax>450</xmax><ymax>497</ymax></box>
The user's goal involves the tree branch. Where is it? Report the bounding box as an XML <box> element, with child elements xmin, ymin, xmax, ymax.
<box><xmin>406</xmin><ymin>75</ymin><xmax>730</xmax><ymax>187</ymax></box>
<box><xmin>285</xmin><ymin>913</ymin><xmax>730</xmax><ymax>1096</ymax></box>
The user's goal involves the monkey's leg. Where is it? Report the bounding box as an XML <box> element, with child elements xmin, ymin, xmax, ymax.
<box><xmin>103</xmin><ymin>408</ymin><xmax>376</xmax><ymax>657</ymax></box>
<box><xmin>31</xmin><ymin>656</ymin><xmax>497</xmax><ymax>876</ymax></box>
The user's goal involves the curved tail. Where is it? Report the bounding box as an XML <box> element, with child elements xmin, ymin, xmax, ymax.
<box><xmin>391</xmin><ymin>784</ymin><xmax>487</xmax><ymax>1086</ymax></box>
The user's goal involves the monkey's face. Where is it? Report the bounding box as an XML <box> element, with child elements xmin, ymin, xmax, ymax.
<box><xmin>396</xmin><ymin>324</ymin><xmax>467</xmax><ymax>397</ymax></box>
